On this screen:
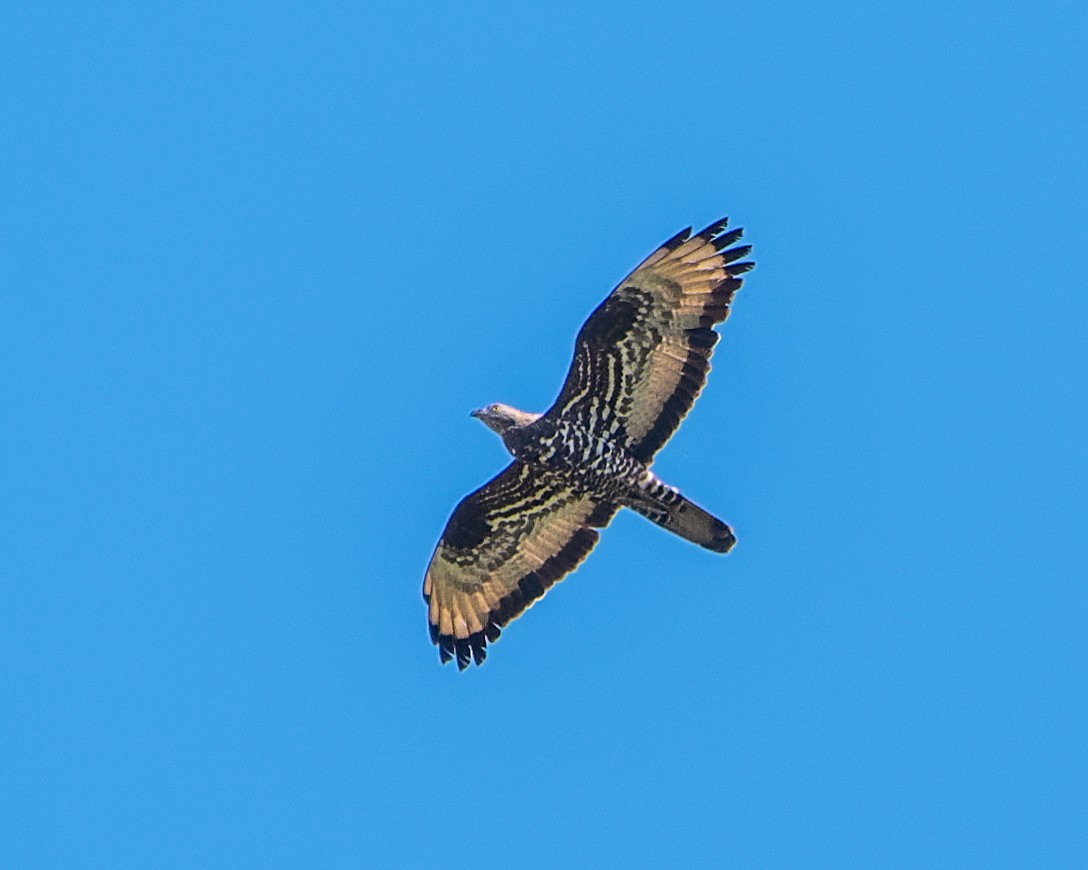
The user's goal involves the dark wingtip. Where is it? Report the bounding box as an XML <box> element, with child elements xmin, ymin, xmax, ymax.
<box><xmin>432</xmin><ymin>624</ymin><xmax>493</xmax><ymax>670</ymax></box>
<box><xmin>662</xmin><ymin>226</ymin><xmax>693</xmax><ymax>251</ymax></box>
<box><xmin>719</xmin><ymin>244</ymin><xmax>753</xmax><ymax>266</ymax></box>
<box><xmin>697</xmin><ymin>216</ymin><xmax>730</xmax><ymax>238</ymax></box>
<box><xmin>438</xmin><ymin>633</ymin><xmax>454</xmax><ymax>664</ymax></box>
<box><xmin>711</xmin><ymin>227</ymin><xmax>744</xmax><ymax>250</ymax></box>
<box><xmin>469</xmin><ymin>632</ymin><xmax>487</xmax><ymax>666</ymax></box>
<box><xmin>454</xmin><ymin>637</ymin><xmax>472</xmax><ymax>670</ymax></box>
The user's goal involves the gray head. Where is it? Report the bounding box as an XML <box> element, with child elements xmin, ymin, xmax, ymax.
<box><xmin>470</xmin><ymin>403</ymin><xmax>541</xmax><ymax>438</ymax></box>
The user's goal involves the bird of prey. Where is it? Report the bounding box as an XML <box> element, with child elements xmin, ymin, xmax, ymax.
<box><xmin>423</xmin><ymin>217</ymin><xmax>754</xmax><ymax>669</ymax></box>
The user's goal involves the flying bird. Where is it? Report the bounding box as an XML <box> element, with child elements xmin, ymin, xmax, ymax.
<box><xmin>423</xmin><ymin>217</ymin><xmax>754</xmax><ymax>669</ymax></box>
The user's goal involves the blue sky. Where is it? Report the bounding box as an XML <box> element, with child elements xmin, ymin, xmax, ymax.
<box><xmin>2</xmin><ymin>1</ymin><xmax>1086</xmax><ymax>866</ymax></box>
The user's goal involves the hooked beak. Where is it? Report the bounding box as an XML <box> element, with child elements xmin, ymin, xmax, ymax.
<box><xmin>470</xmin><ymin>408</ymin><xmax>485</xmax><ymax>420</ymax></box>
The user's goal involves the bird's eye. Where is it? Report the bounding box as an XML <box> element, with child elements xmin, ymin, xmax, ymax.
<box><xmin>491</xmin><ymin>404</ymin><xmax>501</xmax><ymax>413</ymax></box>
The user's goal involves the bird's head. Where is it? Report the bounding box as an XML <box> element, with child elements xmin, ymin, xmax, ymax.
<box><xmin>470</xmin><ymin>403</ymin><xmax>539</xmax><ymax>436</ymax></box>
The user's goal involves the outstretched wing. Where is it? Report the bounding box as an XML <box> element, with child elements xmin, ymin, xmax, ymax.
<box><xmin>423</xmin><ymin>462</ymin><xmax>617</xmax><ymax>669</ymax></box>
<box><xmin>546</xmin><ymin>218</ymin><xmax>753</xmax><ymax>463</ymax></box>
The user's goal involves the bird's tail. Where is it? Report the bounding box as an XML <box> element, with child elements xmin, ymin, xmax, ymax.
<box><xmin>623</xmin><ymin>476</ymin><xmax>736</xmax><ymax>553</ymax></box>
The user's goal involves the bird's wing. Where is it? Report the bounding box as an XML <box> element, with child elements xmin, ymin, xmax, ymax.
<box><xmin>423</xmin><ymin>461</ymin><xmax>617</xmax><ymax>669</ymax></box>
<box><xmin>547</xmin><ymin>218</ymin><xmax>753</xmax><ymax>463</ymax></box>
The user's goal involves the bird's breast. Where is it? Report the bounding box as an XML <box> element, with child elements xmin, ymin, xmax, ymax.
<box><xmin>520</xmin><ymin>419</ymin><xmax>644</xmax><ymax>495</ymax></box>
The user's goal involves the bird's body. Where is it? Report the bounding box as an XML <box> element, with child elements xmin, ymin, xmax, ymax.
<box><xmin>424</xmin><ymin>218</ymin><xmax>754</xmax><ymax>668</ymax></box>
<box><xmin>485</xmin><ymin>408</ymin><xmax>733</xmax><ymax>551</ymax></box>
<box><xmin>502</xmin><ymin>413</ymin><xmax>645</xmax><ymax>495</ymax></box>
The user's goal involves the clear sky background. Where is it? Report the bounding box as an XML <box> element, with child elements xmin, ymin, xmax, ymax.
<box><xmin>3</xmin><ymin>2</ymin><xmax>1086</xmax><ymax>867</ymax></box>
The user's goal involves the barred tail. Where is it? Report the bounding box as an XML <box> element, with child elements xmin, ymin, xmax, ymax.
<box><xmin>624</xmin><ymin>479</ymin><xmax>736</xmax><ymax>554</ymax></box>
